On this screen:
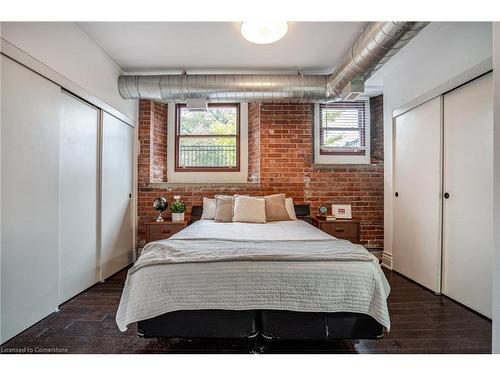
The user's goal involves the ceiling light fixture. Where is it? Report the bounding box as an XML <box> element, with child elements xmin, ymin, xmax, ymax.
<box><xmin>240</xmin><ymin>21</ymin><xmax>288</xmax><ymax>45</ymax></box>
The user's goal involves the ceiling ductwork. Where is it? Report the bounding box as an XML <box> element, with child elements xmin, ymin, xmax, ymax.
<box><xmin>118</xmin><ymin>21</ymin><xmax>429</xmax><ymax>103</ymax></box>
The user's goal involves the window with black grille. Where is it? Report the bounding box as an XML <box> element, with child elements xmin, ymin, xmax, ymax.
<box><xmin>175</xmin><ymin>103</ymin><xmax>240</xmax><ymax>172</ymax></box>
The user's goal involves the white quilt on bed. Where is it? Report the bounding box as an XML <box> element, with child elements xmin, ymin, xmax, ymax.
<box><xmin>116</xmin><ymin>220</ymin><xmax>391</xmax><ymax>331</ymax></box>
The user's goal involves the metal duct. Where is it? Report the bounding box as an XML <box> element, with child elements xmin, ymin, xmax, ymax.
<box><xmin>118</xmin><ymin>21</ymin><xmax>429</xmax><ymax>103</ymax></box>
<box><xmin>118</xmin><ymin>74</ymin><xmax>328</xmax><ymax>102</ymax></box>
<box><xmin>325</xmin><ymin>22</ymin><xmax>429</xmax><ymax>97</ymax></box>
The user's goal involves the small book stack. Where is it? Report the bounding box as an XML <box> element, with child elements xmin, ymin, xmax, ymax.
<box><xmin>316</xmin><ymin>215</ymin><xmax>337</xmax><ymax>221</ymax></box>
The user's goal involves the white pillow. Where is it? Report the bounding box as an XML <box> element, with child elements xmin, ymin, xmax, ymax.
<box><xmin>201</xmin><ymin>197</ymin><xmax>216</xmax><ymax>220</ymax></box>
<box><xmin>233</xmin><ymin>196</ymin><xmax>266</xmax><ymax>223</ymax></box>
<box><xmin>285</xmin><ymin>198</ymin><xmax>297</xmax><ymax>220</ymax></box>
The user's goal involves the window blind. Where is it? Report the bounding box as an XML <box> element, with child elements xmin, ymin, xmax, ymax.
<box><xmin>319</xmin><ymin>102</ymin><xmax>366</xmax><ymax>155</ymax></box>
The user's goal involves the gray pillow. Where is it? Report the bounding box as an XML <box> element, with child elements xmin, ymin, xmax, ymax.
<box><xmin>264</xmin><ymin>194</ymin><xmax>291</xmax><ymax>221</ymax></box>
<box><xmin>214</xmin><ymin>195</ymin><xmax>234</xmax><ymax>222</ymax></box>
<box><xmin>201</xmin><ymin>197</ymin><xmax>216</xmax><ymax>220</ymax></box>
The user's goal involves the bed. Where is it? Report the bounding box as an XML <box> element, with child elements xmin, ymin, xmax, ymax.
<box><xmin>116</xmin><ymin>205</ymin><xmax>390</xmax><ymax>343</ymax></box>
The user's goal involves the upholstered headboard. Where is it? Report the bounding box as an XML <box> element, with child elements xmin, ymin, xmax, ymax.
<box><xmin>190</xmin><ymin>204</ymin><xmax>311</xmax><ymax>223</ymax></box>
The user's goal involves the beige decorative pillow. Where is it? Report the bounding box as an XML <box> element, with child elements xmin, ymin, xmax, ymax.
<box><xmin>201</xmin><ymin>197</ymin><xmax>216</xmax><ymax>220</ymax></box>
<box><xmin>264</xmin><ymin>194</ymin><xmax>291</xmax><ymax>221</ymax></box>
<box><xmin>285</xmin><ymin>197</ymin><xmax>297</xmax><ymax>220</ymax></box>
<box><xmin>233</xmin><ymin>196</ymin><xmax>266</xmax><ymax>223</ymax></box>
<box><xmin>214</xmin><ymin>196</ymin><xmax>234</xmax><ymax>222</ymax></box>
<box><xmin>215</xmin><ymin>195</ymin><xmax>234</xmax><ymax>199</ymax></box>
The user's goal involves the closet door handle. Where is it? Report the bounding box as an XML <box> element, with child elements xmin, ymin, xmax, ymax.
<box><xmin>444</xmin><ymin>192</ymin><xmax>450</xmax><ymax>199</ymax></box>
<box><xmin>395</xmin><ymin>192</ymin><xmax>399</xmax><ymax>197</ymax></box>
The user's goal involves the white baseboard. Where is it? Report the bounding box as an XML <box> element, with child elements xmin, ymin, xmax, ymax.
<box><xmin>381</xmin><ymin>251</ymin><xmax>393</xmax><ymax>270</ymax></box>
<box><xmin>100</xmin><ymin>251</ymin><xmax>133</xmax><ymax>281</ymax></box>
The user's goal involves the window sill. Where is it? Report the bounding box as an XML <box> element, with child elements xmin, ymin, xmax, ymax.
<box><xmin>148</xmin><ymin>182</ymin><xmax>260</xmax><ymax>189</ymax></box>
<box><xmin>312</xmin><ymin>163</ymin><xmax>383</xmax><ymax>170</ymax></box>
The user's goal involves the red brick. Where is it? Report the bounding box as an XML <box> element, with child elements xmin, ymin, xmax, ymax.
<box><xmin>137</xmin><ymin>100</ymin><xmax>384</xmax><ymax>250</ymax></box>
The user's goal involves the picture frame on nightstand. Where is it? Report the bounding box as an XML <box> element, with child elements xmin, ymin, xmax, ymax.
<box><xmin>332</xmin><ymin>204</ymin><xmax>352</xmax><ymax>219</ymax></box>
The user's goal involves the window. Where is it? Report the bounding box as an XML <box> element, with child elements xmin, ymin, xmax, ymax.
<box><xmin>175</xmin><ymin>103</ymin><xmax>240</xmax><ymax>172</ymax></box>
<box><xmin>319</xmin><ymin>102</ymin><xmax>367</xmax><ymax>155</ymax></box>
<box><xmin>314</xmin><ymin>101</ymin><xmax>370</xmax><ymax>165</ymax></box>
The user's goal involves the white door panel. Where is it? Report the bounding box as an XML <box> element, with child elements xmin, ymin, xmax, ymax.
<box><xmin>101</xmin><ymin>112</ymin><xmax>134</xmax><ymax>279</ymax></box>
<box><xmin>1</xmin><ymin>56</ymin><xmax>60</xmax><ymax>343</ymax></box>
<box><xmin>442</xmin><ymin>73</ymin><xmax>493</xmax><ymax>317</ymax></box>
<box><xmin>59</xmin><ymin>92</ymin><xmax>99</xmax><ymax>303</ymax></box>
<box><xmin>393</xmin><ymin>97</ymin><xmax>443</xmax><ymax>293</ymax></box>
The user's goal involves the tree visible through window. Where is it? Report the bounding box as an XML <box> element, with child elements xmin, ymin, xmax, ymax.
<box><xmin>319</xmin><ymin>102</ymin><xmax>366</xmax><ymax>155</ymax></box>
<box><xmin>175</xmin><ymin>103</ymin><xmax>240</xmax><ymax>171</ymax></box>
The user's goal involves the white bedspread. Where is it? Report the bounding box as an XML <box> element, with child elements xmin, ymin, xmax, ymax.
<box><xmin>116</xmin><ymin>220</ymin><xmax>391</xmax><ymax>331</ymax></box>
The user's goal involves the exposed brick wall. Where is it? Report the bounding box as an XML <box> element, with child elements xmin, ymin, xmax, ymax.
<box><xmin>307</xmin><ymin>167</ymin><xmax>384</xmax><ymax>247</ymax></box>
<box><xmin>370</xmin><ymin>94</ymin><xmax>384</xmax><ymax>163</ymax></box>
<box><xmin>138</xmin><ymin>100</ymin><xmax>168</xmax><ymax>184</ymax></box>
<box><xmin>138</xmin><ymin>99</ymin><xmax>384</xmax><ymax>250</ymax></box>
<box><xmin>151</xmin><ymin>101</ymin><xmax>168</xmax><ymax>182</ymax></box>
<box><xmin>138</xmin><ymin>100</ymin><xmax>152</xmax><ymax>187</ymax></box>
<box><xmin>247</xmin><ymin>103</ymin><xmax>261</xmax><ymax>183</ymax></box>
<box><xmin>259</xmin><ymin>104</ymin><xmax>312</xmax><ymax>200</ymax></box>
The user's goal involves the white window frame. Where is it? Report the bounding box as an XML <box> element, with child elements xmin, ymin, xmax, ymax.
<box><xmin>167</xmin><ymin>102</ymin><xmax>249</xmax><ymax>183</ymax></box>
<box><xmin>313</xmin><ymin>101</ymin><xmax>371</xmax><ymax>165</ymax></box>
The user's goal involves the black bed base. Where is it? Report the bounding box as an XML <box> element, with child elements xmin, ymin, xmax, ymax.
<box><xmin>137</xmin><ymin>309</ymin><xmax>383</xmax><ymax>341</ymax></box>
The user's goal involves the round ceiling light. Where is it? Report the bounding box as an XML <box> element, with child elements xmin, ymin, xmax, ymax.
<box><xmin>240</xmin><ymin>21</ymin><xmax>288</xmax><ymax>44</ymax></box>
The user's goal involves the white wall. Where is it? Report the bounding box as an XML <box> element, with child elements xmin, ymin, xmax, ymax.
<box><xmin>366</xmin><ymin>22</ymin><xmax>493</xmax><ymax>268</ymax></box>
<box><xmin>0</xmin><ymin>22</ymin><xmax>137</xmax><ymax>123</ymax></box>
<box><xmin>493</xmin><ymin>22</ymin><xmax>500</xmax><ymax>354</ymax></box>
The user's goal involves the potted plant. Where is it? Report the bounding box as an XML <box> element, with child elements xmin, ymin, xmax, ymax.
<box><xmin>170</xmin><ymin>199</ymin><xmax>186</xmax><ymax>221</ymax></box>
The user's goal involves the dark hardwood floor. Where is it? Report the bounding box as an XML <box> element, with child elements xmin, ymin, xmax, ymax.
<box><xmin>0</xmin><ymin>268</ymin><xmax>492</xmax><ymax>354</ymax></box>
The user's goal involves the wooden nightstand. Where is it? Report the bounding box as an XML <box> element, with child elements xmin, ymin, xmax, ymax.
<box><xmin>145</xmin><ymin>220</ymin><xmax>188</xmax><ymax>243</ymax></box>
<box><xmin>311</xmin><ymin>216</ymin><xmax>360</xmax><ymax>244</ymax></box>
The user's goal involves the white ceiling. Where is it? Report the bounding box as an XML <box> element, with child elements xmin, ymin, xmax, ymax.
<box><xmin>77</xmin><ymin>22</ymin><xmax>366</xmax><ymax>74</ymax></box>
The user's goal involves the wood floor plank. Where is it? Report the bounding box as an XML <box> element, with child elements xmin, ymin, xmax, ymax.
<box><xmin>0</xmin><ymin>268</ymin><xmax>492</xmax><ymax>354</ymax></box>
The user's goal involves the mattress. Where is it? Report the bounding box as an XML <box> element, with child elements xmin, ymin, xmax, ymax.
<box><xmin>116</xmin><ymin>220</ymin><xmax>391</xmax><ymax>331</ymax></box>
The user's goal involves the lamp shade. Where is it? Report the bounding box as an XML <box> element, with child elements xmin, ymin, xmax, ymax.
<box><xmin>241</xmin><ymin>21</ymin><xmax>288</xmax><ymax>44</ymax></box>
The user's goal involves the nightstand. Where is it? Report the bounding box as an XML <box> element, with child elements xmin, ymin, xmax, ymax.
<box><xmin>311</xmin><ymin>216</ymin><xmax>360</xmax><ymax>244</ymax></box>
<box><xmin>145</xmin><ymin>220</ymin><xmax>188</xmax><ymax>243</ymax></box>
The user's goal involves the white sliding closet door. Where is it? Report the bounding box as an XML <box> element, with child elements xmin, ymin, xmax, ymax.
<box><xmin>101</xmin><ymin>112</ymin><xmax>134</xmax><ymax>280</ymax></box>
<box><xmin>393</xmin><ymin>97</ymin><xmax>443</xmax><ymax>293</ymax></box>
<box><xmin>59</xmin><ymin>92</ymin><xmax>99</xmax><ymax>303</ymax></box>
<box><xmin>1</xmin><ymin>56</ymin><xmax>60</xmax><ymax>343</ymax></box>
<box><xmin>442</xmin><ymin>73</ymin><xmax>493</xmax><ymax>317</ymax></box>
